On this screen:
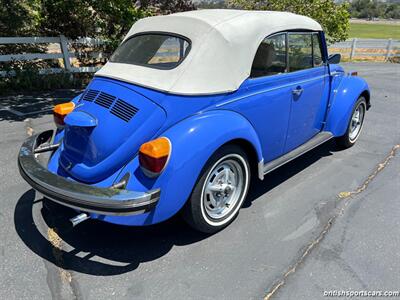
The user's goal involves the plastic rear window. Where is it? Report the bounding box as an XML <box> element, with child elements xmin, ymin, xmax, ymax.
<box><xmin>110</xmin><ymin>33</ymin><xmax>191</xmax><ymax>70</ymax></box>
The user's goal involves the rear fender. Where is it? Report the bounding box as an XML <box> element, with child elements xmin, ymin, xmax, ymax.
<box><xmin>100</xmin><ymin>110</ymin><xmax>263</xmax><ymax>225</ymax></box>
<box><xmin>325</xmin><ymin>75</ymin><xmax>370</xmax><ymax>137</ymax></box>
<box><xmin>53</xmin><ymin>94</ymin><xmax>82</xmax><ymax>144</ymax></box>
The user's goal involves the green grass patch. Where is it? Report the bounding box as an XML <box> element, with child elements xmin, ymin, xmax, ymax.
<box><xmin>349</xmin><ymin>23</ymin><xmax>400</xmax><ymax>39</ymax></box>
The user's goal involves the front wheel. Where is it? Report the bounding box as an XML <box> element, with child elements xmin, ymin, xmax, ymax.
<box><xmin>335</xmin><ymin>96</ymin><xmax>367</xmax><ymax>149</ymax></box>
<box><xmin>182</xmin><ymin>144</ymin><xmax>250</xmax><ymax>233</ymax></box>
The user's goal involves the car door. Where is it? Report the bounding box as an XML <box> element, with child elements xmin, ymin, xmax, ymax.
<box><xmin>283</xmin><ymin>32</ymin><xmax>330</xmax><ymax>153</ymax></box>
<box><xmin>224</xmin><ymin>33</ymin><xmax>292</xmax><ymax>162</ymax></box>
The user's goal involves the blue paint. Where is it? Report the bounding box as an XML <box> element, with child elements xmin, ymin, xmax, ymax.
<box><xmin>59</xmin><ymin>78</ymin><xmax>167</xmax><ymax>183</ymax></box>
<box><xmin>64</xmin><ymin>111</ymin><xmax>97</xmax><ymax>128</ymax></box>
<box><xmin>93</xmin><ymin>110</ymin><xmax>263</xmax><ymax>225</ymax></box>
<box><xmin>45</xmin><ymin>33</ymin><xmax>370</xmax><ymax>226</ymax></box>
<box><xmin>325</xmin><ymin>72</ymin><xmax>370</xmax><ymax>136</ymax></box>
<box><xmin>283</xmin><ymin>66</ymin><xmax>330</xmax><ymax>152</ymax></box>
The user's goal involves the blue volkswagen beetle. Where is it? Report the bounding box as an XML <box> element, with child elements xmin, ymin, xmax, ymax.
<box><xmin>18</xmin><ymin>10</ymin><xmax>370</xmax><ymax>233</ymax></box>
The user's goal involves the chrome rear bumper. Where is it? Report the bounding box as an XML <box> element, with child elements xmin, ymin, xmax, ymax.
<box><xmin>18</xmin><ymin>130</ymin><xmax>160</xmax><ymax>216</ymax></box>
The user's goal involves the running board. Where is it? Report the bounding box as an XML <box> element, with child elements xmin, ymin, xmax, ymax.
<box><xmin>259</xmin><ymin>132</ymin><xmax>333</xmax><ymax>179</ymax></box>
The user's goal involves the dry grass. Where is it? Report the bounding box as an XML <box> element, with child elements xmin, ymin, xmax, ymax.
<box><xmin>329</xmin><ymin>47</ymin><xmax>400</xmax><ymax>62</ymax></box>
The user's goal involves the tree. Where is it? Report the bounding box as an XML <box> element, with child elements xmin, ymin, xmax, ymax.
<box><xmin>39</xmin><ymin>0</ymin><xmax>152</xmax><ymax>50</ymax></box>
<box><xmin>140</xmin><ymin>0</ymin><xmax>196</xmax><ymax>14</ymax></box>
<box><xmin>349</xmin><ymin>0</ymin><xmax>400</xmax><ymax>19</ymax></box>
<box><xmin>227</xmin><ymin>0</ymin><xmax>350</xmax><ymax>43</ymax></box>
<box><xmin>38</xmin><ymin>0</ymin><xmax>196</xmax><ymax>50</ymax></box>
<box><xmin>349</xmin><ymin>0</ymin><xmax>383</xmax><ymax>19</ymax></box>
<box><xmin>0</xmin><ymin>0</ymin><xmax>40</xmax><ymax>37</ymax></box>
<box><xmin>197</xmin><ymin>0</ymin><xmax>227</xmax><ymax>9</ymax></box>
<box><xmin>385</xmin><ymin>3</ymin><xmax>400</xmax><ymax>19</ymax></box>
<box><xmin>0</xmin><ymin>0</ymin><xmax>43</xmax><ymax>57</ymax></box>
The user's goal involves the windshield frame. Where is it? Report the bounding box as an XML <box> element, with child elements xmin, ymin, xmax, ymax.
<box><xmin>110</xmin><ymin>31</ymin><xmax>192</xmax><ymax>70</ymax></box>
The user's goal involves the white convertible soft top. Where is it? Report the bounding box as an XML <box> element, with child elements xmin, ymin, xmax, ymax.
<box><xmin>96</xmin><ymin>9</ymin><xmax>322</xmax><ymax>95</ymax></box>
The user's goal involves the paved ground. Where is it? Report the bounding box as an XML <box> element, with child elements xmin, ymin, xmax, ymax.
<box><xmin>0</xmin><ymin>62</ymin><xmax>399</xmax><ymax>300</ymax></box>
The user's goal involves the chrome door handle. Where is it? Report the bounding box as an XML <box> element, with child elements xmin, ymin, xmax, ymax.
<box><xmin>292</xmin><ymin>86</ymin><xmax>304</xmax><ymax>96</ymax></box>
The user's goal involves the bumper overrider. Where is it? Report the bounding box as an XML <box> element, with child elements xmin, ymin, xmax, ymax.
<box><xmin>18</xmin><ymin>130</ymin><xmax>160</xmax><ymax>216</ymax></box>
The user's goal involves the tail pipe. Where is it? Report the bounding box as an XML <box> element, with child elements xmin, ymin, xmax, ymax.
<box><xmin>69</xmin><ymin>213</ymin><xmax>90</xmax><ymax>227</ymax></box>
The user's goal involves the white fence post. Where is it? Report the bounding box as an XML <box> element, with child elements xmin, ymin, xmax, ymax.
<box><xmin>1</xmin><ymin>36</ymin><xmax>398</xmax><ymax>78</ymax></box>
<box><xmin>59</xmin><ymin>35</ymin><xmax>72</xmax><ymax>71</ymax></box>
<box><xmin>350</xmin><ymin>38</ymin><xmax>357</xmax><ymax>60</ymax></box>
<box><xmin>386</xmin><ymin>38</ymin><xmax>393</xmax><ymax>61</ymax></box>
<box><xmin>0</xmin><ymin>36</ymin><xmax>104</xmax><ymax>77</ymax></box>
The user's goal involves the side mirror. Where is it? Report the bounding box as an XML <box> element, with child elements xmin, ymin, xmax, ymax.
<box><xmin>328</xmin><ymin>53</ymin><xmax>341</xmax><ymax>64</ymax></box>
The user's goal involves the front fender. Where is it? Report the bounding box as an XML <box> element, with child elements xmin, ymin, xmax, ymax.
<box><xmin>99</xmin><ymin>110</ymin><xmax>263</xmax><ymax>225</ymax></box>
<box><xmin>325</xmin><ymin>75</ymin><xmax>370</xmax><ymax>137</ymax></box>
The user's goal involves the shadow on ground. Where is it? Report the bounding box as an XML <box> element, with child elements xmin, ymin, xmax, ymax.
<box><xmin>14</xmin><ymin>140</ymin><xmax>337</xmax><ymax>276</ymax></box>
<box><xmin>0</xmin><ymin>90</ymin><xmax>81</xmax><ymax>122</ymax></box>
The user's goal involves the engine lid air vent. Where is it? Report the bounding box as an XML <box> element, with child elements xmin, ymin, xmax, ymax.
<box><xmin>94</xmin><ymin>91</ymin><xmax>116</xmax><ymax>109</ymax></box>
<box><xmin>82</xmin><ymin>89</ymin><xmax>100</xmax><ymax>102</ymax></box>
<box><xmin>110</xmin><ymin>99</ymin><xmax>139</xmax><ymax>122</ymax></box>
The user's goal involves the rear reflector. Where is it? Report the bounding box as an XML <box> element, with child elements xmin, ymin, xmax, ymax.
<box><xmin>139</xmin><ymin>137</ymin><xmax>171</xmax><ymax>177</ymax></box>
<box><xmin>53</xmin><ymin>102</ymin><xmax>75</xmax><ymax>128</ymax></box>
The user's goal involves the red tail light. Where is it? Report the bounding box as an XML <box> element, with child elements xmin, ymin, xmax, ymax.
<box><xmin>53</xmin><ymin>102</ymin><xmax>75</xmax><ymax>128</ymax></box>
<box><xmin>139</xmin><ymin>137</ymin><xmax>171</xmax><ymax>177</ymax></box>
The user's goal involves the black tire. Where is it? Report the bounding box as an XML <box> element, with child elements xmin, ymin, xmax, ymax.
<box><xmin>182</xmin><ymin>144</ymin><xmax>251</xmax><ymax>233</ymax></box>
<box><xmin>335</xmin><ymin>96</ymin><xmax>367</xmax><ymax>149</ymax></box>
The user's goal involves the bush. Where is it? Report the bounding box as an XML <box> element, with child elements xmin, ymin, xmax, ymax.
<box><xmin>0</xmin><ymin>61</ymin><xmax>91</xmax><ymax>96</ymax></box>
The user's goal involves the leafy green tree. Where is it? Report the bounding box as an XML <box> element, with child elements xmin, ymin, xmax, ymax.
<box><xmin>197</xmin><ymin>0</ymin><xmax>227</xmax><ymax>9</ymax></box>
<box><xmin>227</xmin><ymin>0</ymin><xmax>350</xmax><ymax>43</ymax></box>
<box><xmin>385</xmin><ymin>3</ymin><xmax>400</xmax><ymax>19</ymax></box>
<box><xmin>0</xmin><ymin>0</ymin><xmax>41</xmax><ymax>37</ymax></box>
<box><xmin>39</xmin><ymin>0</ymin><xmax>152</xmax><ymax>50</ymax></box>
<box><xmin>38</xmin><ymin>0</ymin><xmax>196</xmax><ymax>50</ymax></box>
<box><xmin>1</xmin><ymin>0</ymin><xmax>196</xmax><ymax>43</ymax></box>
<box><xmin>35</xmin><ymin>0</ymin><xmax>197</xmax><ymax>67</ymax></box>
<box><xmin>140</xmin><ymin>0</ymin><xmax>196</xmax><ymax>14</ymax></box>
<box><xmin>0</xmin><ymin>0</ymin><xmax>43</xmax><ymax>57</ymax></box>
<box><xmin>349</xmin><ymin>0</ymin><xmax>383</xmax><ymax>19</ymax></box>
<box><xmin>349</xmin><ymin>0</ymin><xmax>400</xmax><ymax>19</ymax></box>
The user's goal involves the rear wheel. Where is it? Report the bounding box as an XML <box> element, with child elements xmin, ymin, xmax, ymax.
<box><xmin>182</xmin><ymin>145</ymin><xmax>250</xmax><ymax>233</ymax></box>
<box><xmin>335</xmin><ymin>96</ymin><xmax>367</xmax><ymax>149</ymax></box>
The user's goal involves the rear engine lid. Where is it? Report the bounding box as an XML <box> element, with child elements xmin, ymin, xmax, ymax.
<box><xmin>60</xmin><ymin>77</ymin><xmax>166</xmax><ymax>183</ymax></box>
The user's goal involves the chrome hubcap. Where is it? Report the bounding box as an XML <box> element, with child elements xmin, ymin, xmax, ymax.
<box><xmin>349</xmin><ymin>102</ymin><xmax>365</xmax><ymax>142</ymax></box>
<box><xmin>203</xmin><ymin>158</ymin><xmax>244</xmax><ymax>220</ymax></box>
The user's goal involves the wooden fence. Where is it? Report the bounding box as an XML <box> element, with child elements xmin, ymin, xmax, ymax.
<box><xmin>329</xmin><ymin>38</ymin><xmax>400</xmax><ymax>60</ymax></box>
<box><xmin>1</xmin><ymin>36</ymin><xmax>399</xmax><ymax>77</ymax></box>
<box><xmin>0</xmin><ymin>35</ymin><xmax>105</xmax><ymax>77</ymax></box>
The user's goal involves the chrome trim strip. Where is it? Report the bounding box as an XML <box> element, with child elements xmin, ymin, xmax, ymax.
<box><xmin>263</xmin><ymin>132</ymin><xmax>333</xmax><ymax>175</ymax></box>
<box><xmin>216</xmin><ymin>74</ymin><xmax>329</xmax><ymax>107</ymax></box>
<box><xmin>43</xmin><ymin>193</ymin><xmax>151</xmax><ymax>216</ymax></box>
<box><xmin>330</xmin><ymin>71</ymin><xmax>343</xmax><ymax>76</ymax></box>
<box><xmin>18</xmin><ymin>130</ymin><xmax>160</xmax><ymax>216</ymax></box>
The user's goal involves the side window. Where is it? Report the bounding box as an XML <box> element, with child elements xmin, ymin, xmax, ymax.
<box><xmin>288</xmin><ymin>33</ymin><xmax>312</xmax><ymax>72</ymax></box>
<box><xmin>312</xmin><ymin>33</ymin><xmax>323</xmax><ymax>67</ymax></box>
<box><xmin>251</xmin><ymin>33</ymin><xmax>286</xmax><ymax>78</ymax></box>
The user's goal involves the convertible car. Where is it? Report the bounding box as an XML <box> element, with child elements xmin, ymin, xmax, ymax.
<box><xmin>18</xmin><ymin>10</ymin><xmax>370</xmax><ymax>233</ymax></box>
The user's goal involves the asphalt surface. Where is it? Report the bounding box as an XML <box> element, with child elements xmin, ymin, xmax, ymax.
<box><xmin>0</xmin><ymin>62</ymin><xmax>399</xmax><ymax>300</ymax></box>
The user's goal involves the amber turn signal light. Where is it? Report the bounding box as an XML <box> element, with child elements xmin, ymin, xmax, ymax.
<box><xmin>53</xmin><ymin>102</ymin><xmax>75</xmax><ymax>128</ymax></box>
<box><xmin>139</xmin><ymin>137</ymin><xmax>171</xmax><ymax>177</ymax></box>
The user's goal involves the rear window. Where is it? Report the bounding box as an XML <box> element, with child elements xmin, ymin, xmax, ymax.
<box><xmin>110</xmin><ymin>34</ymin><xmax>191</xmax><ymax>70</ymax></box>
